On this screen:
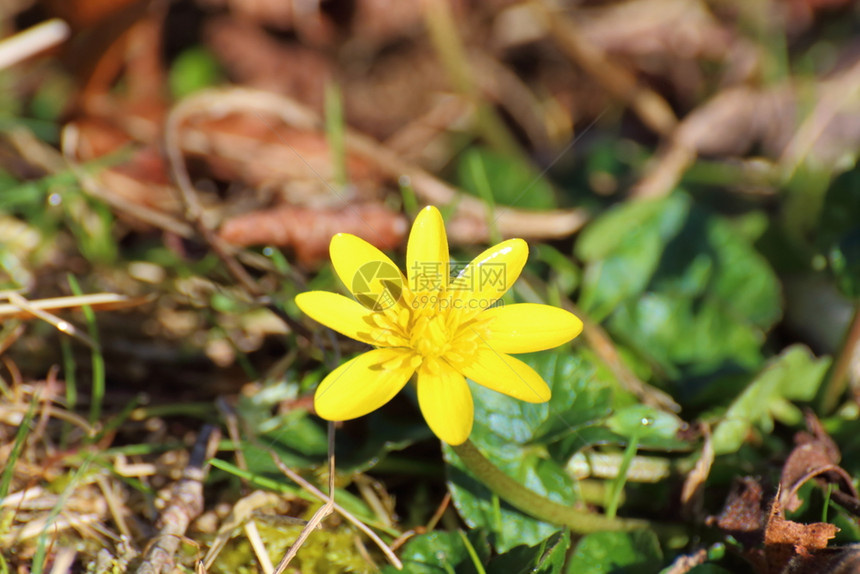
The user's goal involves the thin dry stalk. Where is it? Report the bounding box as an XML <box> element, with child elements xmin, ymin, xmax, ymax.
<box><xmin>0</xmin><ymin>292</ymin><xmax>146</xmax><ymax>321</ymax></box>
<box><xmin>0</xmin><ymin>18</ymin><xmax>69</xmax><ymax>70</ymax></box>
<box><xmin>271</xmin><ymin>421</ymin><xmax>337</xmax><ymax>574</ymax></box>
<box><xmin>244</xmin><ymin>519</ymin><xmax>274</xmax><ymax>574</ymax></box>
<box><xmin>48</xmin><ymin>546</ymin><xmax>76</xmax><ymax>574</ymax></box>
<box><xmin>216</xmin><ymin>398</ymin><xmax>248</xmax><ymax>473</ymax></box>
<box><xmin>0</xmin><ymin>292</ymin><xmax>95</xmax><ymax>348</ymax></box>
<box><xmin>96</xmin><ymin>475</ymin><xmax>132</xmax><ymax>539</ymax></box>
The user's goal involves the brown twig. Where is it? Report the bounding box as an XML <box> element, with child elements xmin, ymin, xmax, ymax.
<box><xmin>135</xmin><ymin>425</ymin><xmax>218</xmax><ymax>574</ymax></box>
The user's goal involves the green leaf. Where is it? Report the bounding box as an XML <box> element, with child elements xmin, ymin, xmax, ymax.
<box><xmin>566</xmin><ymin>530</ymin><xmax>663</xmax><ymax>574</ymax></box>
<box><xmin>608</xmin><ymin>203</ymin><xmax>782</xmax><ymax>377</ymax></box>
<box><xmin>576</xmin><ymin>194</ymin><xmax>690</xmax><ymax>321</ymax></box>
<box><xmin>711</xmin><ymin>345</ymin><xmax>830</xmax><ymax>455</ymax></box>
<box><xmin>487</xmin><ymin>530</ymin><xmax>570</xmax><ymax>574</ymax></box>
<box><xmin>607</xmin><ymin>405</ymin><xmax>688</xmax><ymax>451</ymax></box>
<box><xmin>818</xmin><ymin>168</ymin><xmax>860</xmax><ymax>298</ymax></box>
<box><xmin>380</xmin><ymin>530</ymin><xmax>490</xmax><ymax>574</ymax></box>
<box><xmin>830</xmin><ymin>231</ymin><xmax>860</xmax><ymax>299</ymax></box>
<box><xmin>445</xmin><ymin>350</ymin><xmax>614</xmax><ymax>551</ymax></box>
<box><xmin>457</xmin><ymin>146</ymin><xmax>556</xmax><ymax>209</ymax></box>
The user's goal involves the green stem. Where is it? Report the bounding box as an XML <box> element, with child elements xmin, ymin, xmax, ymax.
<box><xmin>605</xmin><ymin>423</ymin><xmax>642</xmax><ymax>519</ymax></box>
<box><xmin>450</xmin><ymin>439</ymin><xmax>647</xmax><ymax>534</ymax></box>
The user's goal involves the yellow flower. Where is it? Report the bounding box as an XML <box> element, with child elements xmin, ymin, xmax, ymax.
<box><xmin>295</xmin><ymin>206</ymin><xmax>583</xmax><ymax>445</ymax></box>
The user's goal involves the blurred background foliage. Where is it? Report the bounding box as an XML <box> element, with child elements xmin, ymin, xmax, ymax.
<box><xmin>1</xmin><ymin>0</ymin><xmax>860</xmax><ymax>572</ymax></box>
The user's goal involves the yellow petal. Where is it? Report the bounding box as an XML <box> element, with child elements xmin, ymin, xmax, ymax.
<box><xmin>449</xmin><ymin>239</ymin><xmax>528</xmax><ymax>318</ymax></box>
<box><xmin>418</xmin><ymin>360</ymin><xmax>473</xmax><ymax>445</ymax></box>
<box><xmin>406</xmin><ymin>206</ymin><xmax>449</xmax><ymax>300</ymax></box>
<box><xmin>459</xmin><ymin>342</ymin><xmax>551</xmax><ymax>403</ymax></box>
<box><xmin>295</xmin><ymin>291</ymin><xmax>381</xmax><ymax>345</ymax></box>
<box><xmin>482</xmin><ymin>303</ymin><xmax>583</xmax><ymax>353</ymax></box>
<box><xmin>314</xmin><ymin>348</ymin><xmax>414</xmax><ymax>420</ymax></box>
<box><xmin>330</xmin><ymin>233</ymin><xmax>405</xmax><ymax>312</ymax></box>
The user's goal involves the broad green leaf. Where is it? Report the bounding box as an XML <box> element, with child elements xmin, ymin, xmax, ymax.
<box><xmin>457</xmin><ymin>146</ymin><xmax>556</xmax><ymax>209</ymax></box>
<box><xmin>576</xmin><ymin>194</ymin><xmax>690</xmax><ymax>321</ymax></box>
<box><xmin>566</xmin><ymin>530</ymin><xmax>663</xmax><ymax>574</ymax></box>
<box><xmin>535</xmin><ymin>244</ymin><xmax>582</xmax><ymax>296</ymax></box>
<box><xmin>711</xmin><ymin>345</ymin><xmax>830</xmax><ymax>455</ymax></box>
<box><xmin>487</xmin><ymin>530</ymin><xmax>570</xmax><ymax>574</ymax></box>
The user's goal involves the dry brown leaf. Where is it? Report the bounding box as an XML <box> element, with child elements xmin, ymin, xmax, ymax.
<box><xmin>195</xmin><ymin>0</ymin><xmax>335</xmax><ymax>43</ymax></box>
<box><xmin>351</xmin><ymin>0</ymin><xmax>428</xmax><ymax>48</ymax></box>
<box><xmin>779</xmin><ymin>412</ymin><xmax>857</xmax><ymax>513</ymax></box>
<box><xmin>712</xmin><ymin>476</ymin><xmax>767</xmax><ymax>547</ymax></box>
<box><xmin>204</xmin><ymin>17</ymin><xmax>331</xmax><ymax>110</ymax></box>
<box><xmin>180</xmin><ymin>112</ymin><xmax>386</xmax><ymax>206</ymax></box>
<box><xmin>764</xmin><ymin>494</ymin><xmax>839</xmax><ymax>574</ymax></box>
<box><xmin>342</xmin><ymin>43</ymin><xmax>450</xmax><ymax>140</ymax></box>
<box><xmin>218</xmin><ymin>204</ymin><xmax>407</xmax><ymax>264</ymax></box>
<box><xmin>578</xmin><ymin>0</ymin><xmax>732</xmax><ymax>62</ymax></box>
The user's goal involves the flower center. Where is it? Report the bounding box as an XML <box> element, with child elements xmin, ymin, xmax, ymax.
<box><xmin>364</xmin><ymin>297</ymin><xmax>493</xmax><ymax>372</ymax></box>
<box><xmin>410</xmin><ymin>314</ymin><xmax>453</xmax><ymax>359</ymax></box>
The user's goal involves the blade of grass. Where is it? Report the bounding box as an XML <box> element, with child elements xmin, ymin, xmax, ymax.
<box><xmin>458</xmin><ymin>530</ymin><xmax>487</xmax><ymax>574</ymax></box>
<box><xmin>209</xmin><ymin>458</ymin><xmax>304</xmax><ymax>498</ymax></box>
<box><xmin>422</xmin><ymin>0</ymin><xmax>522</xmax><ymax>158</ymax></box>
<box><xmin>324</xmin><ymin>82</ymin><xmax>347</xmax><ymax>189</ymax></box>
<box><xmin>30</xmin><ymin>452</ymin><xmax>96</xmax><ymax>574</ymax></box>
<box><xmin>95</xmin><ymin>394</ymin><xmax>142</xmax><ymax>443</ymax></box>
<box><xmin>399</xmin><ymin>175</ymin><xmax>419</xmax><ymax>217</ymax></box>
<box><xmin>0</xmin><ymin>393</ymin><xmax>38</xmax><ymax>500</ymax></box>
<box><xmin>66</xmin><ymin>275</ymin><xmax>104</xmax><ymax>425</ymax></box>
<box><xmin>465</xmin><ymin>151</ymin><xmax>502</xmax><ymax>245</ymax></box>
<box><xmin>59</xmin><ymin>335</ymin><xmax>76</xmax><ymax>448</ymax></box>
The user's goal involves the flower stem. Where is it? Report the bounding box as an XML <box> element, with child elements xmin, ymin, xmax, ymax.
<box><xmin>450</xmin><ymin>439</ymin><xmax>648</xmax><ymax>534</ymax></box>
